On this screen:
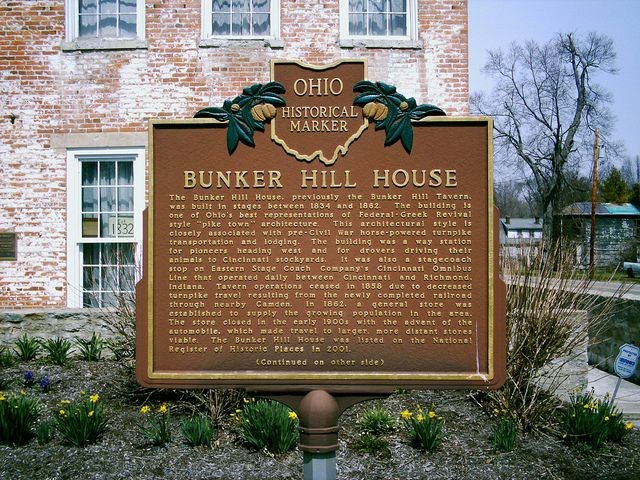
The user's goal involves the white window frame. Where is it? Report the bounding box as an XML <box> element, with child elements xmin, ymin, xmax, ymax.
<box><xmin>66</xmin><ymin>147</ymin><xmax>145</xmax><ymax>308</ymax></box>
<box><xmin>200</xmin><ymin>0</ymin><xmax>281</xmax><ymax>47</ymax></box>
<box><xmin>339</xmin><ymin>0</ymin><xmax>419</xmax><ymax>48</ymax></box>
<box><xmin>63</xmin><ymin>0</ymin><xmax>146</xmax><ymax>50</ymax></box>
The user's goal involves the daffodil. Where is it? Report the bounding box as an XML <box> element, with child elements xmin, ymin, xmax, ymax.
<box><xmin>140</xmin><ymin>405</ymin><xmax>151</xmax><ymax>414</ymax></box>
<box><xmin>625</xmin><ymin>422</ymin><xmax>634</xmax><ymax>430</ymax></box>
<box><xmin>158</xmin><ymin>404</ymin><xmax>168</xmax><ymax>414</ymax></box>
<box><xmin>89</xmin><ymin>394</ymin><xmax>100</xmax><ymax>403</ymax></box>
<box><xmin>428</xmin><ymin>410</ymin><xmax>437</xmax><ymax>419</ymax></box>
<box><xmin>288</xmin><ymin>411</ymin><xmax>298</xmax><ymax>421</ymax></box>
<box><xmin>604</xmin><ymin>416</ymin><xmax>610</xmax><ymax>422</ymax></box>
<box><xmin>88</xmin><ymin>411</ymin><xmax>94</xmax><ymax>417</ymax></box>
<box><xmin>0</xmin><ymin>392</ymin><xmax>6</xmax><ymax>402</ymax></box>
<box><xmin>416</xmin><ymin>414</ymin><xmax>425</xmax><ymax>422</ymax></box>
<box><xmin>400</xmin><ymin>409</ymin><xmax>412</xmax><ymax>420</ymax></box>
<box><xmin>59</xmin><ymin>409</ymin><xmax>66</xmax><ymax>416</ymax></box>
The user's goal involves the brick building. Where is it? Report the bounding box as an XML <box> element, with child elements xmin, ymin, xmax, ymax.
<box><xmin>1</xmin><ymin>0</ymin><xmax>469</xmax><ymax>309</ymax></box>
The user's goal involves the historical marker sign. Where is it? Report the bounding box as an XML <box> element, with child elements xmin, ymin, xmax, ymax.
<box><xmin>136</xmin><ymin>60</ymin><xmax>506</xmax><ymax>392</ymax></box>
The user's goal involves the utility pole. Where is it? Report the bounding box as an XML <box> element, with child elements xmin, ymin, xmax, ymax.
<box><xmin>589</xmin><ymin>128</ymin><xmax>599</xmax><ymax>276</ymax></box>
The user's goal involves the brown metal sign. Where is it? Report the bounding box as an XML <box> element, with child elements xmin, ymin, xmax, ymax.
<box><xmin>136</xmin><ymin>60</ymin><xmax>506</xmax><ymax>392</ymax></box>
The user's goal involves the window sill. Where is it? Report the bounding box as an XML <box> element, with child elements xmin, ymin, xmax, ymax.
<box><xmin>199</xmin><ymin>37</ymin><xmax>284</xmax><ymax>49</ymax></box>
<box><xmin>61</xmin><ymin>38</ymin><xmax>148</xmax><ymax>52</ymax></box>
<box><xmin>339</xmin><ymin>38</ymin><xmax>422</xmax><ymax>50</ymax></box>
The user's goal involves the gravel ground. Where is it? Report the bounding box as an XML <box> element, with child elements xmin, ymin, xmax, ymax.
<box><xmin>1</xmin><ymin>359</ymin><xmax>639</xmax><ymax>480</ymax></box>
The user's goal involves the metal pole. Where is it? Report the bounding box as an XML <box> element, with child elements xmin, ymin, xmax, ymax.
<box><xmin>304</xmin><ymin>452</ymin><xmax>337</xmax><ymax>480</ymax></box>
<box><xmin>589</xmin><ymin>128</ymin><xmax>599</xmax><ymax>276</ymax></box>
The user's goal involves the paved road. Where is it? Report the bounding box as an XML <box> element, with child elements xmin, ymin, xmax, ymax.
<box><xmin>505</xmin><ymin>276</ymin><xmax>640</xmax><ymax>300</ymax></box>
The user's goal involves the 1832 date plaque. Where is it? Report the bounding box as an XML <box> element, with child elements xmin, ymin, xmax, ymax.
<box><xmin>136</xmin><ymin>60</ymin><xmax>506</xmax><ymax>392</ymax></box>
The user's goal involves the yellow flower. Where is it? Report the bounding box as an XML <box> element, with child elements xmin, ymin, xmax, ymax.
<box><xmin>90</xmin><ymin>394</ymin><xmax>100</xmax><ymax>403</ymax></box>
<box><xmin>604</xmin><ymin>416</ymin><xmax>610</xmax><ymax>422</ymax></box>
<box><xmin>20</xmin><ymin>389</ymin><xmax>27</xmax><ymax>396</ymax></box>
<box><xmin>493</xmin><ymin>408</ymin><xmax>500</xmax><ymax>415</ymax></box>
<box><xmin>88</xmin><ymin>411</ymin><xmax>94</xmax><ymax>417</ymax></box>
<box><xmin>400</xmin><ymin>409</ymin><xmax>412</xmax><ymax>420</ymax></box>
<box><xmin>288</xmin><ymin>411</ymin><xmax>298</xmax><ymax>421</ymax></box>
<box><xmin>158</xmin><ymin>404</ymin><xmax>168</xmax><ymax>414</ymax></box>
<box><xmin>140</xmin><ymin>405</ymin><xmax>151</xmax><ymax>415</ymax></box>
<box><xmin>60</xmin><ymin>400</ymin><xmax>71</xmax><ymax>404</ymax></box>
<box><xmin>0</xmin><ymin>392</ymin><xmax>6</xmax><ymax>402</ymax></box>
<box><xmin>428</xmin><ymin>411</ymin><xmax>437</xmax><ymax>419</ymax></box>
<box><xmin>416</xmin><ymin>414</ymin><xmax>425</xmax><ymax>422</ymax></box>
<box><xmin>625</xmin><ymin>422</ymin><xmax>634</xmax><ymax>430</ymax></box>
<box><xmin>59</xmin><ymin>409</ymin><xmax>66</xmax><ymax>416</ymax></box>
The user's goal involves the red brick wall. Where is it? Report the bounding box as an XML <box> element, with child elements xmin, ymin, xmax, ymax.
<box><xmin>0</xmin><ymin>0</ymin><xmax>468</xmax><ymax>308</ymax></box>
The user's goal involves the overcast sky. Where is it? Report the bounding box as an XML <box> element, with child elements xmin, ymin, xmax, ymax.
<box><xmin>468</xmin><ymin>0</ymin><xmax>640</xmax><ymax>163</ymax></box>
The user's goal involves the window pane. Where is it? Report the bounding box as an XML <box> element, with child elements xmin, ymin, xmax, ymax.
<box><xmin>232</xmin><ymin>0</ymin><xmax>249</xmax><ymax>10</ymax></box>
<box><xmin>99</xmin><ymin>14</ymin><xmax>118</xmax><ymax>37</ymax></box>
<box><xmin>102</xmin><ymin>292</ymin><xmax>117</xmax><ymax>308</ymax></box>
<box><xmin>120</xmin><ymin>14</ymin><xmax>137</xmax><ymax>37</ymax></box>
<box><xmin>120</xmin><ymin>266</ymin><xmax>136</xmax><ymax>291</ymax></box>
<box><xmin>79</xmin><ymin>16</ymin><xmax>98</xmax><ymax>37</ymax></box>
<box><xmin>120</xmin><ymin>0</ymin><xmax>137</xmax><ymax>14</ymax></box>
<box><xmin>349</xmin><ymin>13</ymin><xmax>365</xmax><ymax>35</ymax></box>
<box><xmin>82</xmin><ymin>214</ymin><xmax>99</xmax><ymax>237</ymax></box>
<box><xmin>100</xmin><ymin>187</ymin><xmax>116</xmax><ymax>212</ymax></box>
<box><xmin>102</xmin><ymin>265</ymin><xmax>117</xmax><ymax>290</ymax></box>
<box><xmin>117</xmin><ymin>161</ymin><xmax>134</xmax><ymax>185</ymax></box>
<box><xmin>368</xmin><ymin>0</ymin><xmax>385</xmax><ymax>13</ymax></box>
<box><xmin>82</xmin><ymin>162</ymin><xmax>98</xmax><ymax>186</ymax></box>
<box><xmin>231</xmin><ymin>13</ymin><xmax>250</xmax><ymax>35</ymax></box>
<box><xmin>100</xmin><ymin>162</ymin><xmax>116</xmax><ymax>185</ymax></box>
<box><xmin>118</xmin><ymin>243</ymin><xmax>136</xmax><ymax>264</ymax></box>
<box><xmin>214</xmin><ymin>0</ymin><xmax>231</xmax><ymax>13</ymax></box>
<box><xmin>369</xmin><ymin>13</ymin><xmax>386</xmax><ymax>35</ymax></box>
<box><xmin>253</xmin><ymin>0</ymin><xmax>270</xmax><ymax>13</ymax></box>
<box><xmin>100</xmin><ymin>0</ymin><xmax>117</xmax><ymax>14</ymax></box>
<box><xmin>390</xmin><ymin>0</ymin><xmax>406</xmax><ymax>12</ymax></box>
<box><xmin>83</xmin><ymin>292</ymin><xmax>99</xmax><ymax>308</ymax></box>
<box><xmin>82</xmin><ymin>187</ymin><xmax>98</xmax><ymax>212</ymax></box>
<box><xmin>390</xmin><ymin>14</ymin><xmax>406</xmax><ymax>35</ymax></box>
<box><xmin>101</xmin><ymin>243</ymin><xmax>118</xmax><ymax>264</ymax></box>
<box><xmin>253</xmin><ymin>13</ymin><xmax>270</xmax><ymax>36</ymax></box>
<box><xmin>80</xmin><ymin>0</ymin><xmax>97</xmax><ymax>14</ymax></box>
<box><xmin>83</xmin><ymin>266</ymin><xmax>99</xmax><ymax>289</ymax></box>
<box><xmin>100</xmin><ymin>213</ymin><xmax>115</xmax><ymax>237</ymax></box>
<box><xmin>213</xmin><ymin>13</ymin><xmax>231</xmax><ymax>34</ymax></box>
<box><xmin>349</xmin><ymin>0</ymin><xmax>364</xmax><ymax>13</ymax></box>
<box><xmin>83</xmin><ymin>243</ymin><xmax>100</xmax><ymax>264</ymax></box>
<box><xmin>118</xmin><ymin>187</ymin><xmax>134</xmax><ymax>211</ymax></box>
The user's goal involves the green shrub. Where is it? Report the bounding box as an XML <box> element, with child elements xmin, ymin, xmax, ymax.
<box><xmin>55</xmin><ymin>393</ymin><xmax>107</xmax><ymax>447</ymax></box>
<box><xmin>357</xmin><ymin>406</ymin><xmax>396</xmax><ymax>436</ymax></box>
<box><xmin>181</xmin><ymin>415</ymin><xmax>215</xmax><ymax>447</ymax></box>
<box><xmin>490</xmin><ymin>410</ymin><xmax>517</xmax><ymax>452</ymax></box>
<box><xmin>76</xmin><ymin>333</ymin><xmax>105</xmax><ymax>361</ymax></box>
<box><xmin>41</xmin><ymin>337</ymin><xmax>73</xmax><ymax>366</ymax></box>
<box><xmin>401</xmin><ymin>404</ymin><xmax>443</xmax><ymax>453</ymax></box>
<box><xmin>234</xmin><ymin>398</ymin><xmax>298</xmax><ymax>454</ymax></box>
<box><xmin>139</xmin><ymin>403</ymin><xmax>172</xmax><ymax>446</ymax></box>
<box><xmin>561</xmin><ymin>389</ymin><xmax>634</xmax><ymax>450</ymax></box>
<box><xmin>13</xmin><ymin>334</ymin><xmax>40</xmax><ymax>361</ymax></box>
<box><xmin>350</xmin><ymin>433</ymin><xmax>391</xmax><ymax>457</ymax></box>
<box><xmin>0</xmin><ymin>345</ymin><xmax>15</xmax><ymax>367</ymax></box>
<box><xmin>0</xmin><ymin>392</ymin><xmax>40</xmax><ymax>446</ymax></box>
<box><xmin>36</xmin><ymin>420</ymin><xmax>55</xmax><ymax>445</ymax></box>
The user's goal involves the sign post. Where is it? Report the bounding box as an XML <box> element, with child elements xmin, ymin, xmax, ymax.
<box><xmin>136</xmin><ymin>59</ymin><xmax>506</xmax><ymax>478</ymax></box>
<box><xmin>611</xmin><ymin>343</ymin><xmax>640</xmax><ymax>406</ymax></box>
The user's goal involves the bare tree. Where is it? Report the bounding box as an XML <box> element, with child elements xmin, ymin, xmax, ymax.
<box><xmin>472</xmin><ymin>33</ymin><xmax>617</xmax><ymax>243</ymax></box>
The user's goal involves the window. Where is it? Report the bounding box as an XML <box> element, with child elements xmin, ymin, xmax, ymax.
<box><xmin>67</xmin><ymin>149</ymin><xmax>145</xmax><ymax>308</ymax></box>
<box><xmin>201</xmin><ymin>0</ymin><xmax>280</xmax><ymax>43</ymax></box>
<box><xmin>64</xmin><ymin>0</ymin><xmax>146</xmax><ymax>48</ymax></box>
<box><xmin>340</xmin><ymin>0</ymin><xmax>418</xmax><ymax>47</ymax></box>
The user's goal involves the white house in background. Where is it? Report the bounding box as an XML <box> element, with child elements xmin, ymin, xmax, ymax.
<box><xmin>499</xmin><ymin>217</ymin><xmax>544</xmax><ymax>258</ymax></box>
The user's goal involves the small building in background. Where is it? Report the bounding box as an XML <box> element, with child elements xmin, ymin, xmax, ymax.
<box><xmin>499</xmin><ymin>217</ymin><xmax>544</xmax><ymax>261</ymax></box>
<box><xmin>559</xmin><ymin>202</ymin><xmax>640</xmax><ymax>268</ymax></box>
